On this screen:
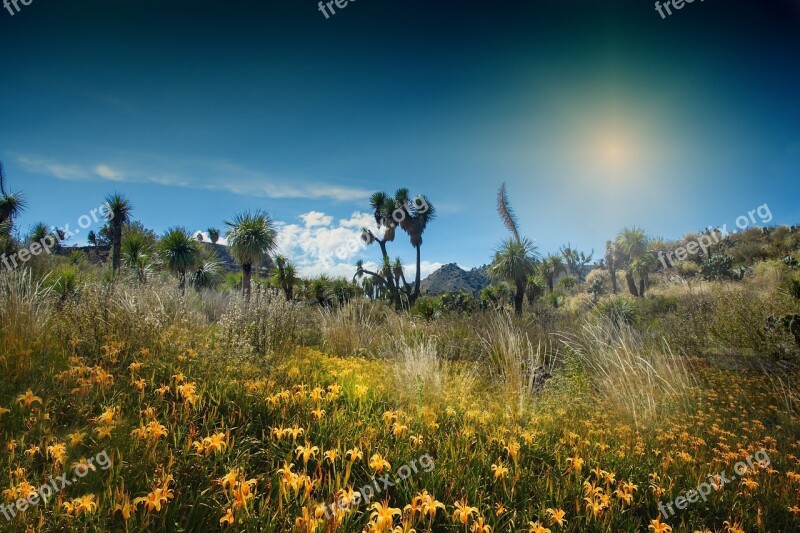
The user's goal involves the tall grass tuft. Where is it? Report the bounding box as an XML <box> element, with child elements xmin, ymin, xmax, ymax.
<box><xmin>479</xmin><ymin>312</ymin><xmax>559</xmax><ymax>413</ymax></box>
<box><xmin>560</xmin><ymin>318</ymin><xmax>697</xmax><ymax>425</ymax></box>
<box><xmin>394</xmin><ymin>337</ymin><xmax>478</xmax><ymax>406</ymax></box>
<box><xmin>0</xmin><ymin>269</ymin><xmax>53</xmax><ymax>375</ymax></box>
<box><xmin>319</xmin><ymin>298</ymin><xmax>391</xmax><ymax>357</ymax></box>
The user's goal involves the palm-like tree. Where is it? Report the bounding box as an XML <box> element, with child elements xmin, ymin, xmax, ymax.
<box><xmin>0</xmin><ymin>162</ymin><xmax>25</xmax><ymax>254</ymax></box>
<box><xmin>272</xmin><ymin>255</ymin><xmax>301</xmax><ymax>301</ymax></box>
<box><xmin>604</xmin><ymin>241</ymin><xmax>620</xmax><ymax>294</ymax></box>
<box><xmin>207</xmin><ymin>228</ymin><xmax>220</xmax><ymax>244</ymax></box>
<box><xmin>615</xmin><ymin>227</ymin><xmax>650</xmax><ymax>297</ymax></box>
<box><xmin>158</xmin><ymin>227</ymin><xmax>199</xmax><ymax>294</ymax></box>
<box><xmin>492</xmin><ymin>183</ymin><xmax>540</xmax><ymax>315</ymax></box>
<box><xmin>539</xmin><ymin>255</ymin><xmax>565</xmax><ymax>292</ymax></box>
<box><xmin>225</xmin><ymin>210</ymin><xmax>278</xmax><ymax>301</ymax></box>
<box><xmin>490</xmin><ymin>237</ymin><xmax>540</xmax><ymax>315</ymax></box>
<box><xmin>0</xmin><ymin>162</ymin><xmax>25</xmax><ymax>227</ymax></box>
<box><xmin>392</xmin><ymin>188</ymin><xmax>436</xmax><ymax>301</ymax></box>
<box><xmin>104</xmin><ymin>193</ymin><xmax>133</xmax><ymax>272</ymax></box>
<box><xmin>189</xmin><ymin>247</ymin><xmax>223</xmax><ymax>291</ymax></box>
<box><xmin>122</xmin><ymin>231</ymin><xmax>151</xmax><ymax>284</ymax></box>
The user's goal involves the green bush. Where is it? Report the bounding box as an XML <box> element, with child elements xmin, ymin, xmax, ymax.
<box><xmin>594</xmin><ymin>295</ymin><xmax>636</xmax><ymax>327</ymax></box>
<box><xmin>700</xmin><ymin>254</ymin><xmax>734</xmax><ymax>280</ymax></box>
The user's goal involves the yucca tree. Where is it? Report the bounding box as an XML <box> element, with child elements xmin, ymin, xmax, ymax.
<box><xmin>207</xmin><ymin>228</ymin><xmax>220</xmax><ymax>244</ymax></box>
<box><xmin>225</xmin><ymin>210</ymin><xmax>277</xmax><ymax>301</ymax></box>
<box><xmin>27</xmin><ymin>222</ymin><xmax>50</xmax><ymax>244</ymax></box>
<box><xmin>189</xmin><ymin>247</ymin><xmax>223</xmax><ymax>291</ymax></box>
<box><xmin>121</xmin><ymin>231</ymin><xmax>151</xmax><ymax>284</ymax></box>
<box><xmin>0</xmin><ymin>162</ymin><xmax>25</xmax><ymax>228</ymax></box>
<box><xmin>491</xmin><ymin>237</ymin><xmax>540</xmax><ymax>315</ymax></box>
<box><xmin>539</xmin><ymin>255</ymin><xmax>565</xmax><ymax>292</ymax></box>
<box><xmin>362</xmin><ymin>191</ymin><xmax>402</xmax><ymax>308</ymax></box>
<box><xmin>392</xmin><ymin>188</ymin><xmax>436</xmax><ymax>301</ymax></box>
<box><xmin>271</xmin><ymin>255</ymin><xmax>301</xmax><ymax>301</ymax></box>
<box><xmin>492</xmin><ymin>183</ymin><xmax>540</xmax><ymax>315</ymax></box>
<box><xmin>604</xmin><ymin>241</ymin><xmax>620</xmax><ymax>294</ymax></box>
<box><xmin>615</xmin><ymin>226</ymin><xmax>650</xmax><ymax>297</ymax></box>
<box><xmin>0</xmin><ymin>162</ymin><xmax>25</xmax><ymax>254</ymax></box>
<box><xmin>104</xmin><ymin>193</ymin><xmax>133</xmax><ymax>272</ymax></box>
<box><xmin>158</xmin><ymin>227</ymin><xmax>199</xmax><ymax>294</ymax></box>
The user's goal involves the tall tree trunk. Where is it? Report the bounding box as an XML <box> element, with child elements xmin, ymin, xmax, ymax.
<box><xmin>112</xmin><ymin>223</ymin><xmax>122</xmax><ymax>271</ymax></box>
<box><xmin>242</xmin><ymin>263</ymin><xmax>252</xmax><ymax>301</ymax></box>
<box><xmin>378</xmin><ymin>240</ymin><xmax>401</xmax><ymax>310</ymax></box>
<box><xmin>638</xmin><ymin>276</ymin><xmax>647</xmax><ymax>298</ymax></box>
<box><xmin>413</xmin><ymin>244</ymin><xmax>422</xmax><ymax>299</ymax></box>
<box><xmin>514</xmin><ymin>281</ymin><xmax>525</xmax><ymax>316</ymax></box>
<box><xmin>547</xmin><ymin>275</ymin><xmax>554</xmax><ymax>292</ymax></box>
<box><xmin>625</xmin><ymin>271</ymin><xmax>639</xmax><ymax>297</ymax></box>
<box><xmin>608</xmin><ymin>260</ymin><xmax>618</xmax><ymax>294</ymax></box>
<box><xmin>178</xmin><ymin>270</ymin><xmax>186</xmax><ymax>295</ymax></box>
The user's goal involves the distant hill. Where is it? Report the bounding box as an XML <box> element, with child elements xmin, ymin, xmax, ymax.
<box><xmin>420</xmin><ymin>263</ymin><xmax>491</xmax><ymax>296</ymax></box>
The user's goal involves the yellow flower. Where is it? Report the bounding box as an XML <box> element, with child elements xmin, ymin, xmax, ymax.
<box><xmin>648</xmin><ymin>517</ymin><xmax>673</xmax><ymax>533</ymax></box>
<box><xmin>96</xmin><ymin>406</ymin><xmax>117</xmax><ymax>425</ymax></box>
<box><xmin>324</xmin><ymin>449</ymin><xmax>339</xmax><ymax>464</ymax></box>
<box><xmin>368</xmin><ymin>500</ymin><xmax>401</xmax><ymax>532</ymax></box>
<box><xmin>63</xmin><ymin>494</ymin><xmax>98</xmax><ymax>517</ymax></box>
<box><xmin>346</xmin><ymin>446</ymin><xmax>363</xmax><ymax>463</ymax></box>
<box><xmin>47</xmin><ymin>443</ymin><xmax>68</xmax><ymax>465</ymax></box>
<box><xmin>369</xmin><ymin>453</ymin><xmax>391</xmax><ymax>474</ymax></box>
<box><xmin>546</xmin><ymin>507</ymin><xmax>566</xmax><ymax>527</ymax></box>
<box><xmin>113</xmin><ymin>492</ymin><xmax>134</xmax><ymax>521</ymax></box>
<box><xmin>295</xmin><ymin>442</ymin><xmax>320</xmax><ymax>465</ymax></box>
<box><xmin>528</xmin><ymin>521</ymin><xmax>551</xmax><ymax>533</ymax></box>
<box><xmin>220</xmin><ymin>508</ymin><xmax>235</xmax><ymax>526</ymax></box>
<box><xmin>94</xmin><ymin>424</ymin><xmax>114</xmax><ymax>440</ymax></box>
<box><xmin>453</xmin><ymin>500</ymin><xmax>478</xmax><ymax>525</ymax></box>
<box><xmin>16</xmin><ymin>389</ymin><xmax>42</xmax><ymax>408</ymax></box>
<box><xmin>0</xmin><ymin>407</ymin><xmax>10</xmax><ymax>418</ymax></box>
<box><xmin>491</xmin><ymin>459</ymin><xmax>509</xmax><ymax>481</ymax></box>
<box><xmin>67</xmin><ymin>431</ymin><xmax>86</xmax><ymax>447</ymax></box>
<box><xmin>471</xmin><ymin>516</ymin><xmax>493</xmax><ymax>532</ymax></box>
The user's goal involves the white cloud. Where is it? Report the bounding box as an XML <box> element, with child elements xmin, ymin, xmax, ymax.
<box><xmin>272</xmin><ymin>210</ymin><xmax>444</xmax><ymax>281</ymax></box>
<box><xmin>94</xmin><ymin>164</ymin><xmax>124</xmax><ymax>181</ymax></box>
<box><xmin>15</xmin><ymin>153</ymin><xmax>371</xmax><ymax>202</ymax></box>
<box><xmin>17</xmin><ymin>155</ymin><xmax>91</xmax><ymax>181</ymax></box>
<box><xmin>276</xmin><ymin>211</ymin><xmax>371</xmax><ymax>277</ymax></box>
<box><xmin>300</xmin><ymin>211</ymin><xmax>334</xmax><ymax>228</ymax></box>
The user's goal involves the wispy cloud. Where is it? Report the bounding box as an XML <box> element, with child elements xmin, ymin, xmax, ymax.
<box><xmin>15</xmin><ymin>153</ymin><xmax>371</xmax><ymax>202</ymax></box>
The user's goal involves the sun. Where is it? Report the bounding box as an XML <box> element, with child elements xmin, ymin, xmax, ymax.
<box><xmin>598</xmin><ymin>136</ymin><xmax>629</xmax><ymax>169</ymax></box>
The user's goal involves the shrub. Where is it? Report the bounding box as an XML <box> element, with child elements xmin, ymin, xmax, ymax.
<box><xmin>216</xmin><ymin>286</ymin><xmax>302</xmax><ymax>360</ymax></box>
<box><xmin>593</xmin><ymin>295</ymin><xmax>636</xmax><ymax>327</ymax></box>
<box><xmin>700</xmin><ymin>254</ymin><xmax>734</xmax><ymax>280</ymax></box>
<box><xmin>412</xmin><ymin>296</ymin><xmax>443</xmax><ymax>321</ymax></box>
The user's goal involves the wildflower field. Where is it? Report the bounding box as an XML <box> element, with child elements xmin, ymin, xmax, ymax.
<box><xmin>1</xmin><ymin>271</ymin><xmax>799</xmax><ymax>533</ymax></box>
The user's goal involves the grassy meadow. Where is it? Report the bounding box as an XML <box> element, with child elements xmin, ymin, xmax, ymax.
<box><xmin>1</xmin><ymin>237</ymin><xmax>800</xmax><ymax>532</ymax></box>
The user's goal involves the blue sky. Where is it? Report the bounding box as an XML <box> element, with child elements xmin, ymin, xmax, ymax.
<box><xmin>1</xmin><ymin>0</ymin><xmax>799</xmax><ymax>278</ymax></box>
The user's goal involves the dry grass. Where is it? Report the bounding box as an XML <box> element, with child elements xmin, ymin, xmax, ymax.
<box><xmin>560</xmin><ymin>318</ymin><xmax>697</xmax><ymax>425</ymax></box>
